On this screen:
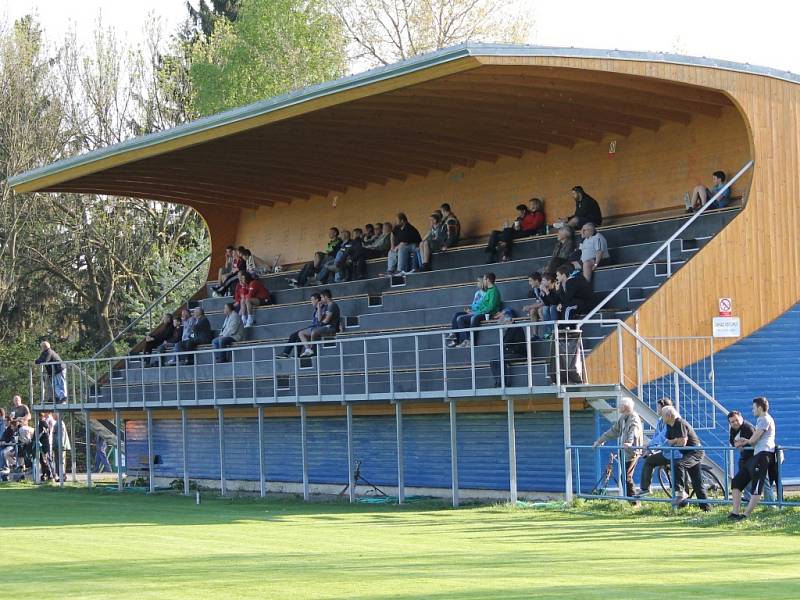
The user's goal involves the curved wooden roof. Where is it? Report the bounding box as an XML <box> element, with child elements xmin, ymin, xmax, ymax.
<box><xmin>10</xmin><ymin>43</ymin><xmax>791</xmax><ymax>210</ymax></box>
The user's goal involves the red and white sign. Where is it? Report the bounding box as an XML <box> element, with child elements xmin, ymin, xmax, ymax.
<box><xmin>718</xmin><ymin>297</ymin><xmax>732</xmax><ymax>317</ymax></box>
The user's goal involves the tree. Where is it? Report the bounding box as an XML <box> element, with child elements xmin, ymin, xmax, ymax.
<box><xmin>186</xmin><ymin>0</ymin><xmax>241</xmax><ymax>39</ymax></box>
<box><xmin>188</xmin><ymin>0</ymin><xmax>348</xmax><ymax>116</ymax></box>
<box><xmin>331</xmin><ymin>0</ymin><xmax>534</xmax><ymax>67</ymax></box>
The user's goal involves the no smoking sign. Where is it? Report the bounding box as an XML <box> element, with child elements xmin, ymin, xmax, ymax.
<box><xmin>719</xmin><ymin>297</ymin><xmax>732</xmax><ymax>317</ymax></box>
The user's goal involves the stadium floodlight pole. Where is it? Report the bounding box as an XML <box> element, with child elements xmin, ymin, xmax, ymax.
<box><xmin>449</xmin><ymin>398</ymin><xmax>459</xmax><ymax>508</ymax></box>
<box><xmin>507</xmin><ymin>397</ymin><xmax>518</xmax><ymax>504</ymax></box>
<box><xmin>346</xmin><ymin>403</ymin><xmax>355</xmax><ymax>503</ymax></box>
<box><xmin>396</xmin><ymin>402</ymin><xmax>405</xmax><ymax>504</ymax></box>
<box><xmin>562</xmin><ymin>393</ymin><xmax>573</xmax><ymax>503</ymax></box>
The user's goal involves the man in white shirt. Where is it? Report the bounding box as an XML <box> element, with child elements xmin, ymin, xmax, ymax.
<box><xmin>578</xmin><ymin>222</ymin><xmax>609</xmax><ymax>282</ymax></box>
<box><xmin>729</xmin><ymin>396</ymin><xmax>777</xmax><ymax>520</ymax></box>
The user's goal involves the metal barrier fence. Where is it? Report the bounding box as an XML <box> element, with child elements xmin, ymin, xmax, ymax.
<box><xmin>567</xmin><ymin>443</ymin><xmax>800</xmax><ymax>509</ymax></box>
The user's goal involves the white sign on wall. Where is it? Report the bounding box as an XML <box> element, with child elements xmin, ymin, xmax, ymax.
<box><xmin>712</xmin><ymin>316</ymin><xmax>741</xmax><ymax>338</ymax></box>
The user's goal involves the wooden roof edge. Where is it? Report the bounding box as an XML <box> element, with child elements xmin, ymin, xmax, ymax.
<box><xmin>10</xmin><ymin>42</ymin><xmax>796</xmax><ymax>195</ymax></box>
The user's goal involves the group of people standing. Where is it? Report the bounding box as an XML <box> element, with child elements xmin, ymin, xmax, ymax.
<box><xmin>593</xmin><ymin>395</ymin><xmax>779</xmax><ymax>518</ymax></box>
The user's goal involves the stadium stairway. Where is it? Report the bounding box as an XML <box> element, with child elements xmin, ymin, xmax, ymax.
<box><xmin>92</xmin><ymin>206</ymin><xmax>740</xmax><ymax>409</ymax></box>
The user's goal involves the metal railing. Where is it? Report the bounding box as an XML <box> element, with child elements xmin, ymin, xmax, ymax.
<box><xmin>580</xmin><ymin>159</ymin><xmax>754</xmax><ymax>325</ymax></box>
<box><xmin>568</xmin><ymin>443</ymin><xmax>799</xmax><ymax>509</ymax></box>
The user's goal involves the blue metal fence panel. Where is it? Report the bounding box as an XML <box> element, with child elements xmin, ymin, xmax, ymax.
<box><xmin>124</xmin><ymin>409</ymin><xmax>597</xmax><ymax>492</ymax></box>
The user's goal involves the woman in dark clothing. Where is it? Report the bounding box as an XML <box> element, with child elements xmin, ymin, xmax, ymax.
<box><xmin>564</xmin><ymin>186</ymin><xmax>602</xmax><ymax>229</ymax></box>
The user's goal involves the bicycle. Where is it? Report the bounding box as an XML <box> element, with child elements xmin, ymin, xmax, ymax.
<box><xmin>656</xmin><ymin>462</ymin><xmax>727</xmax><ymax>500</ymax></box>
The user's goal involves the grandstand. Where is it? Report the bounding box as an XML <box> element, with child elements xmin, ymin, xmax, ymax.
<box><xmin>9</xmin><ymin>44</ymin><xmax>800</xmax><ymax>503</ymax></box>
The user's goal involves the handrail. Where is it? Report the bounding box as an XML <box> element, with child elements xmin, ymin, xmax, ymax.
<box><xmin>617</xmin><ymin>320</ymin><xmax>728</xmax><ymax>415</ymax></box>
<box><xmin>92</xmin><ymin>252</ymin><xmax>212</xmax><ymax>359</ymax></box>
<box><xmin>579</xmin><ymin>160</ymin><xmax>754</xmax><ymax>325</ymax></box>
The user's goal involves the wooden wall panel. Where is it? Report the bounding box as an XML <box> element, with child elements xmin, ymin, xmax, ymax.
<box><xmin>235</xmin><ymin>106</ymin><xmax>749</xmax><ymax>265</ymax></box>
<box><xmin>471</xmin><ymin>57</ymin><xmax>800</xmax><ymax>374</ymax></box>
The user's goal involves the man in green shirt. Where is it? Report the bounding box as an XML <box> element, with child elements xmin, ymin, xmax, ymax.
<box><xmin>448</xmin><ymin>273</ymin><xmax>502</xmax><ymax>348</ymax></box>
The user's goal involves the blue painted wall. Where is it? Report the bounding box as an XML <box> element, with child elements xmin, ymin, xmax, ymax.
<box><xmin>710</xmin><ymin>302</ymin><xmax>800</xmax><ymax>478</ymax></box>
<box><xmin>125</xmin><ymin>410</ymin><xmax>596</xmax><ymax>493</ymax></box>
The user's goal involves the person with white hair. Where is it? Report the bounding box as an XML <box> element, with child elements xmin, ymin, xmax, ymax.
<box><xmin>593</xmin><ymin>396</ymin><xmax>644</xmax><ymax>501</ymax></box>
<box><xmin>662</xmin><ymin>406</ymin><xmax>710</xmax><ymax>511</ymax></box>
<box><xmin>34</xmin><ymin>341</ymin><xmax>67</xmax><ymax>404</ymax></box>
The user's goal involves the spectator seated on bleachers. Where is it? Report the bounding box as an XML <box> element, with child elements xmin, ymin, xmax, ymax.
<box><xmin>299</xmin><ymin>289</ymin><xmax>340</xmax><ymax>358</ymax></box>
<box><xmin>555</xmin><ymin>186</ymin><xmax>602</xmax><ymax>230</ymax></box>
<box><xmin>290</xmin><ymin>252</ymin><xmax>324</xmax><ymax>289</ymax></box>
<box><xmin>148</xmin><ymin>314</ymin><xmax>183</xmax><ymax>367</ymax></box>
<box><xmin>539</xmin><ymin>273</ymin><xmax>560</xmax><ymax>334</ymax></box>
<box><xmin>277</xmin><ymin>293</ymin><xmax>323</xmax><ymax>359</ymax></box>
<box><xmin>319</xmin><ymin>229</ymin><xmax>349</xmax><ymax>284</ymax></box>
<box><xmin>167</xmin><ymin>307</ymin><xmax>212</xmax><ymax>366</ymax></box>
<box><xmin>545</xmin><ymin>226</ymin><xmax>575</xmax><ymax>275</ymax></box>
<box><xmin>353</xmin><ymin>222</ymin><xmax>391</xmax><ymax>279</ymax></box>
<box><xmin>329</xmin><ymin>228</ymin><xmax>362</xmax><ymax>283</ymax></box>
<box><xmin>485</xmin><ymin>198</ymin><xmax>546</xmax><ymax>263</ymax></box>
<box><xmin>362</xmin><ymin>223</ymin><xmax>376</xmax><ymax>245</ymax></box>
<box><xmin>212</xmin><ymin>302</ymin><xmax>245</xmax><ymax>363</ymax></box>
<box><xmin>235</xmin><ymin>272</ymin><xmax>272</xmax><ymax>328</ymax></box>
<box><xmin>685</xmin><ymin>170</ymin><xmax>731</xmax><ymax>213</ymax></box>
<box><xmin>242</xmin><ymin>248</ymin><xmax>271</xmax><ymax>277</ymax></box>
<box><xmin>440</xmin><ymin>203</ymin><xmax>461</xmax><ymax>246</ymax></box>
<box><xmin>447</xmin><ymin>273</ymin><xmax>502</xmax><ymax>349</ymax></box>
<box><xmin>0</xmin><ymin>418</ymin><xmax>34</xmax><ymax>477</ymax></box>
<box><xmin>216</xmin><ymin>245</ymin><xmax>236</xmax><ymax>287</ymax></box>
<box><xmin>577</xmin><ymin>222</ymin><xmax>609</xmax><ymax>283</ymax></box>
<box><xmin>211</xmin><ymin>246</ymin><xmax>246</xmax><ymax>297</ymax></box>
<box><xmin>135</xmin><ymin>312</ymin><xmax>174</xmax><ymax>360</ymax></box>
<box><xmin>386</xmin><ymin>213</ymin><xmax>422</xmax><ymax>275</ymax></box>
<box><xmin>419</xmin><ymin>210</ymin><xmax>459</xmax><ymax>272</ymax></box>
<box><xmin>555</xmin><ymin>264</ymin><xmax>594</xmax><ymax>321</ymax></box>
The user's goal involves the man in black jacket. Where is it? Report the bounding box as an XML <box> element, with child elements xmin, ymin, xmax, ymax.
<box><xmin>386</xmin><ymin>213</ymin><xmax>422</xmax><ymax>275</ymax></box>
<box><xmin>564</xmin><ymin>186</ymin><xmax>602</xmax><ymax>229</ymax></box>
<box><xmin>34</xmin><ymin>341</ymin><xmax>68</xmax><ymax>403</ymax></box>
<box><xmin>555</xmin><ymin>264</ymin><xmax>594</xmax><ymax>320</ymax></box>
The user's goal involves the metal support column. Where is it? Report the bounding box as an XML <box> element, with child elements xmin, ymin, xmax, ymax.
<box><xmin>69</xmin><ymin>413</ymin><xmax>76</xmax><ymax>482</ymax></box>
<box><xmin>562</xmin><ymin>393</ymin><xmax>573</xmax><ymax>503</ymax></box>
<box><xmin>257</xmin><ymin>405</ymin><xmax>266</xmax><ymax>497</ymax></box>
<box><xmin>395</xmin><ymin>402</ymin><xmax>405</xmax><ymax>504</ymax></box>
<box><xmin>114</xmin><ymin>410</ymin><xmax>123</xmax><ymax>491</ymax></box>
<box><xmin>56</xmin><ymin>410</ymin><xmax>64</xmax><ymax>487</ymax></box>
<box><xmin>33</xmin><ymin>409</ymin><xmax>40</xmax><ymax>485</ymax></box>
<box><xmin>449</xmin><ymin>399</ymin><xmax>459</xmax><ymax>508</ymax></box>
<box><xmin>181</xmin><ymin>409</ymin><xmax>189</xmax><ymax>495</ymax></box>
<box><xmin>346</xmin><ymin>403</ymin><xmax>355</xmax><ymax>503</ymax></box>
<box><xmin>300</xmin><ymin>404</ymin><xmax>309</xmax><ymax>500</ymax></box>
<box><xmin>507</xmin><ymin>397</ymin><xmax>518</xmax><ymax>504</ymax></box>
<box><xmin>84</xmin><ymin>410</ymin><xmax>92</xmax><ymax>488</ymax></box>
<box><xmin>218</xmin><ymin>407</ymin><xmax>226</xmax><ymax>496</ymax></box>
<box><xmin>146</xmin><ymin>409</ymin><xmax>155</xmax><ymax>493</ymax></box>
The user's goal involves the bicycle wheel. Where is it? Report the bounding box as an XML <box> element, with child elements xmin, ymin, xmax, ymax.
<box><xmin>699</xmin><ymin>465</ymin><xmax>727</xmax><ymax>500</ymax></box>
<box><xmin>657</xmin><ymin>466</ymin><xmax>673</xmax><ymax>497</ymax></box>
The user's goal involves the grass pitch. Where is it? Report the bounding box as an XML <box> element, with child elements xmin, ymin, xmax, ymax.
<box><xmin>3</xmin><ymin>484</ymin><xmax>800</xmax><ymax>599</ymax></box>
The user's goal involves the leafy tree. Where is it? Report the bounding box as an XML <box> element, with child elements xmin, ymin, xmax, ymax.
<box><xmin>188</xmin><ymin>0</ymin><xmax>348</xmax><ymax>116</ymax></box>
<box><xmin>186</xmin><ymin>0</ymin><xmax>241</xmax><ymax>39</ymax></box>
<box><xmin>331</xmin><ymin>0</ymin><xmax>534</xmax><ymax>67</ymax></box>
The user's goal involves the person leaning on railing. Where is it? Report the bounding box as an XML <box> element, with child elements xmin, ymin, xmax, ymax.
<box><xmin>34</xmin><ymin>341</ymin><xmax>68</xmax><ymax>404</ymax></box>
<box><xmin>662</xmin><ymin>406</ymin><xmax>710</xmax><ymax>511</ymax></box>
<box><xmin>729</xmin><ymin>397</ymin><xmax>778</xmax><ymax>521</ymax></box>
<box><xmin>593</xmin><ymin>396</ymin><xmax>644</xmax><ymax>504</ymax></box>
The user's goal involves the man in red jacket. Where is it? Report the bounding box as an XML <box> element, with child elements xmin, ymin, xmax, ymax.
<box><xmin>485</xmin><ymin>198</ymin><xmax>546</xmax><ymax>263</ymax></box>
<box><xmin>235</xmin><ymin>272</ymin><xmax>272</xmax><ymax>328</ymax></box>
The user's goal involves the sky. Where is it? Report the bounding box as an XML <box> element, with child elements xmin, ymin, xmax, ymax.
<box><xmin>0</xmin><ymin>0</ymin><xmax>798</xmax><ymax>74</ymax></box>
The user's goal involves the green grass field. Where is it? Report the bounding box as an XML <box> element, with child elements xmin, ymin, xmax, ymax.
<box><xmin>3</xmin><ymin>484</ymin><xmax>800</xmax><ymax>599</ymax></box>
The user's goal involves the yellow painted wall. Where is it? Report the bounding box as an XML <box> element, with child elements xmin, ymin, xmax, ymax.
<box><xmin>235</xmin><ymin>106</ymin><xmax>750</xmax><ymax>265</ymax></box>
